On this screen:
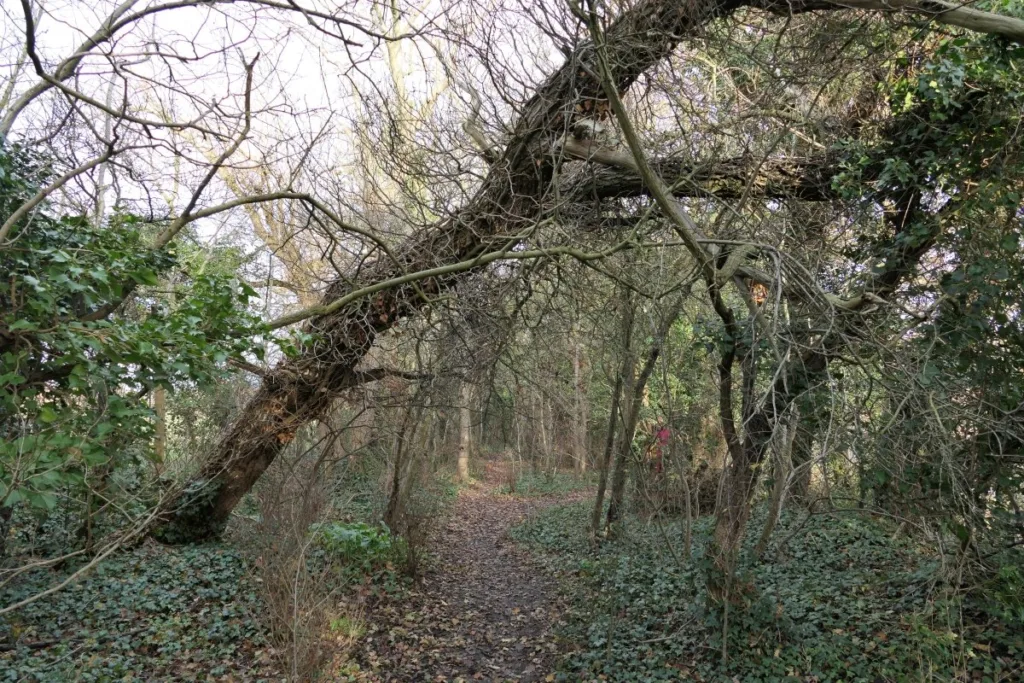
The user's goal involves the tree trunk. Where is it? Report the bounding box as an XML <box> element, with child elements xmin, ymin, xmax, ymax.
<box><xmin>605</xmin><ymin>345</ymin><xmax>660</xmax><ymax>534</ymax></box>
<box><xmin>605</xmin><ymin>355</ymin><xmax>638</xmax><ymax>534</ymax></box>
<box><xmin>457</xmin><ymin>381</ymin><xmax>473</xmax><ymax>483</ymax></box>
<box><xmin>150</xmin><ymin>0</ymin><xmax>978</xmax><ymax>543</ymax></box>
<box><xmin>791</xmin><ymin>410</ymin><xmax>815</xmax><ymax>505</ymax></box>
<box><xmin>591</xmin><ymin>294</ymin><xmax>635</xmax><ymax>536</ymax></box>
<box><xmin>605</xmin><ymin>399</ymin><xmax>637</xmax><ymax>535</ymax></box>
<box><xmin>384</xmin><ymin>427</ymin><xmax>409</xmax><ymax>531</ymax></box>
<box><xmin>710</xmin><ymin>342</ymin><xmax>808</xmax><ymax>579</ymax></box>
<box><xmin>153</xmin><ymin>386</ymin><xmax>166</xmax><ymax>474</ymax></box>
<box><xmin>573</xmin><ymin>333</ymin><xmax>589</xmax><ymax>473</ymax></box>
<box><xmin>709</xmin><ymin>171</ymin><xmax>942</xmax><ymax>574</ymax></box>
<box><xmin>754</xmin><ymin>410</ymin><xmax>797</xmax><ymax>558</ymax></box>
<box><xmin>149</xmin><ymin>0</ymin><xmax>750</xmax><ymax>543</ymax></box>
<box><xmin>545</xmin><ymin>397</ymin><xmax>556</xmax><ymax>472</ymax></box>
<box><xmin>385</xmin><ymin>399</ymin><xmax>423</xmax><ymax>531</ymax></box>
<box><xmin>606</xmin><ymin>302</ymin><xmax>681</xmax><ymax>535</ymax></box>
<box><xmin>592</xmin><ymin>373</ymin><xmax>624</xmax><ymax>537</ymax></box>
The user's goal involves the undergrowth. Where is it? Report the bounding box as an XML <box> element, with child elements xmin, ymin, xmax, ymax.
<box><xmin>0</xmin><ymin>483</ymin><xmax>436</xmax><ymax>682</ymax></box>
<box><xmin>312</xmin><ymin>521</ymin><xmax>410</xmax><ymax>596</ymax></box>
<box><xmin>497</xmin><ymin>470</ymin><xmax>594</xmax><ymax>497</ymax></box>
<box><xmin>511</xmin><ymin>500</ymin><xmax>1024</xmax><ymax>682</ymax></box>
<box><xmin>0</xmin><ymin>522</ymin><xmax>416</xmax><ymax>681</ymax></box>
<box><xmin>0</xmin><ymin>542</ymin><xmax>276</xmax><ymax>681</ymax></box>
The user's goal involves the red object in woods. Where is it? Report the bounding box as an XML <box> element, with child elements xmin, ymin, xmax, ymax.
<box><xmin>651</xmin><ymin>425</ymin><xmax>670</xmax><ymax>473</ymax></box>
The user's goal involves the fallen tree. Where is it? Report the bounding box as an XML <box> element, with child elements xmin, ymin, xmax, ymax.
<box><xmin>153</xmin><ymin>0</ymin><xmax>1024</xmax><ymax>542</ymax></box>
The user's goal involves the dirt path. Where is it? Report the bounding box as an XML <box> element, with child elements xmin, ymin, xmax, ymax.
<box><xmin>352</xmin><ymin>467</ymin><xmax>583</xmax><ymax>682</ymax></box>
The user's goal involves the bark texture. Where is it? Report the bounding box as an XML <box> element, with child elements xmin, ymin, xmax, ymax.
<box><xmin>457</xmin><ymin>381</ymin><xmax>473</xmax><ymax>483</ymax></box>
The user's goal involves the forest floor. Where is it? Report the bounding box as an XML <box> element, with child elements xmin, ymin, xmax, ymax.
<box><xmin>348</xmin><ymin>463</ymin><xmax>589</xmax><ymax>682</ymax></box>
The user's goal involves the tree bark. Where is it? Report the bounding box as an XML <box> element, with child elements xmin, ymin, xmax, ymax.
<box><xmin>457</xmin><ymin>381</ymin><xmax>472</xmax><ymax>483</ymax></box>
<box><xmin>710</xmin><ymin>189</ymin><xmax>938</xmax><ymax>574</ymax></box>
<box><xmin>573</xmin><ymin>331</ymin><xmax>589</xmax><ymax>473</ymax></box>
<box><xmin>703</xmin><ymin>77</ymin><xmax>991</xmax><ymax>572</ymax></box>
<box><xmin>605</xmin><ymin>348</ymin><xmax>638</xmax><ymax>535</ymax></box>
<box><xmin>790</xmin><ymin>407</ymin><xmax>817</xmax><ymax>505</ymax></box>
<box><xmin>606</xmin><ymin>303</ymin><xmax>681</xmax><ymax>534</ymax></box>
<box><xmin>591</xmin><ymin>293</ymin><xmax>635</xmax><ymax>536</ymax></box>
<box><xmin>153</xmin><ymin>386</ymin><xmax>166</xmax><ymax>474</ymax></box>
<box><xmin>754</xmin><ymin>410</ymin><xmax>797</xmax><ymax>558</ymax></box>
<box><xmin>591</xmin><ymin>373</ymin><xmax>623</xmax><ymax>538</ymax></box>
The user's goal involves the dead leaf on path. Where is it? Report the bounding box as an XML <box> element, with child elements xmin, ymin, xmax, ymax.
<box><xmin>346</xmin><ymin>465</ymin><xmax>578</xmax><ymax>682</ymax></box>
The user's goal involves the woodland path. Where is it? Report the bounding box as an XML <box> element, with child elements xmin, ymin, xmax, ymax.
<box><xmin>352</xmin><ymin>464</ymin><xmax>587</xmax><ymax>682</ymax></box>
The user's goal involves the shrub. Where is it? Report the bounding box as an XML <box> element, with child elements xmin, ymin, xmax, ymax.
<box><xmin>315</xmin><ymin>522</ymin><xmax>398</xmax><ymax>567</ymax></box>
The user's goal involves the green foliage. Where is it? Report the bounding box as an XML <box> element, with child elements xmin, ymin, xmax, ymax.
<box><xmin>513</xmin><ymin>500</ymin><xmax>1024</xmax><ymax>682</ymax></box>
<box><xmin>313</xmin><ymin>521</ymin><xmax>408</xmax><ymax>592</ymax></box>
<box><xmin>326</xmin><ymin>448</ymin><xmax>395</xmax><ymax>523</ymax></box>
<box><xmin>0</xmin><ymin>543</ymin><xmax>277</xmax><ymax>680</ymax></box>
<box><xmin>0</xmin><ymin>142</ymin><xmax>264</xmax><ymax>518</ymax></box>
<box><xmin>829</xmin><ymin>32</ymin><xmax>1024</xmax><ymax>626</ymax></box>
<box><xmin>6</xmin><ymin>463</ymin><xmax>155</xmax><ymax>558</ymax></box>
<box><xmin>316</xmin><ymin>522</ymin><xmax>398</xmax><ymax>565</ymax></box>
<box><xmin>497</xmin><ymin>470</ymin><xmax>594</xmax><ymax>497</ymax></box>
<box><xmin>641</xmin><ymin>317</ymin><xmax>710</xmax><ymax>417</ymax></box>
<box><xmin>834</xmin><ymin>35</ymin><xmax>1024</xmax><ymax>267</ymax></box>
<box><xmin>149</xmin><ymin>477</ymin><xmax>228</xmax><ymax>544</ymax></box>
<box><xmin>328</xmin><ymin>614</ymin><xmax>365</xmax><ymax>640</ymax></box>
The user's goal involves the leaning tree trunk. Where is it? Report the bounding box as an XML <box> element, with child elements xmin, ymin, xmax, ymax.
<box><xmin>148</xmin><ymin>0</ymin><xmax>1005</xmax><ymax>542</ymax></box>
<box><xmin>150</xmin><ymin>0</ymin><xmax>752</xmax><ymax>543</ymax></box>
